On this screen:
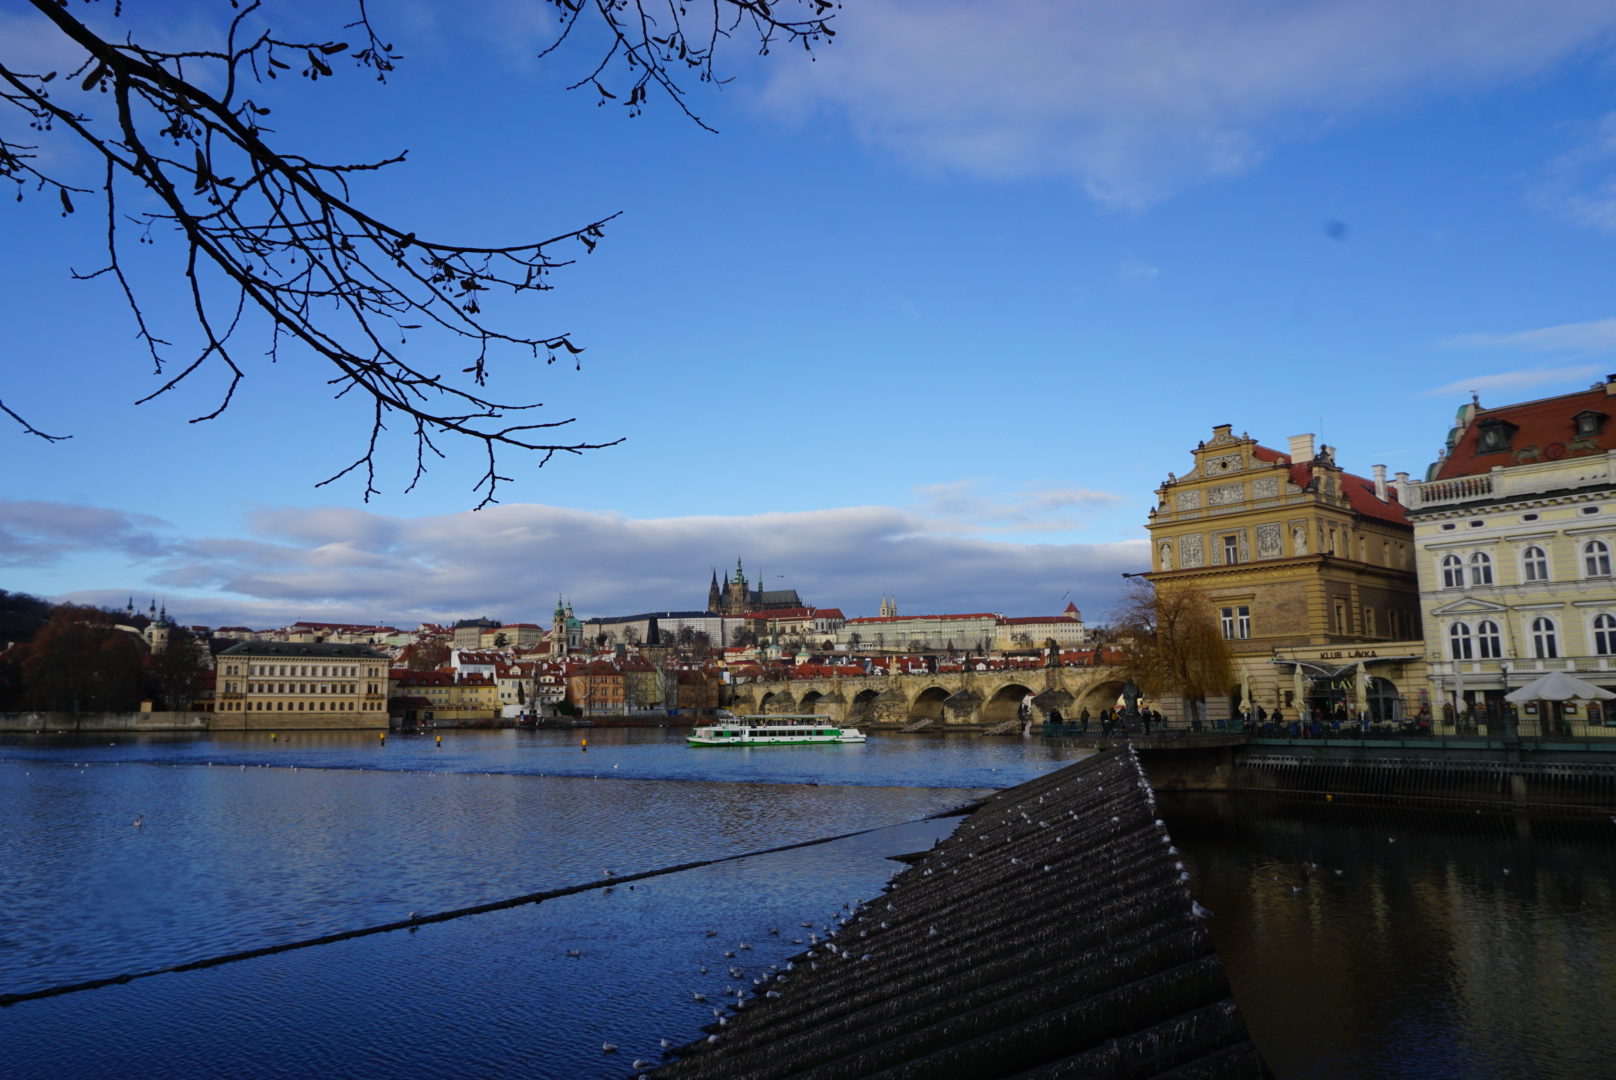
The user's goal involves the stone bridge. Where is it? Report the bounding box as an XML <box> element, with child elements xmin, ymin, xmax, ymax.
<box><xmin>729</xmin><ymin>665</ymin><xmax>1130</xmax><ymax>728</ymax></box>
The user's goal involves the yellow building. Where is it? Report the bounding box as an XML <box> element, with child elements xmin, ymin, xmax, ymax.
<box><xmin>1146</xmin><ymin>425</ymin><xmax>1424</xmax><ymax>719</ymax></box>
<box><xmin>216</xmin><ymin>641</ymin><xmax>390</xmax><ymax>728</ymax></box>
<box><xmin>388</xmin><ymin>669</ymin><xmax>500</xmax><ymax>723</ymax></box>
<box><xmin>1406</xmin><ymin>382</ymin><xmax>1616</xmax><ymax>729</ymax></box>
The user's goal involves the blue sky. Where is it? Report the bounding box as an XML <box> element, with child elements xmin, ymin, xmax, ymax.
<box><xmin>5</xmin><ymin>0</ymin><xmax>1616</xmax><ymax>628</ymax></box>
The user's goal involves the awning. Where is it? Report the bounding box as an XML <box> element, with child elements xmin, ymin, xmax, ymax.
<box><xmin>1270</xmin><ymin>655</ymin><xmax>1419</xmax><ymax>677</ymax></box>
<box><xmin>1504</xmin><ymin>671</ymin><xmax>1616</xmax><ymax>703</ymax></box>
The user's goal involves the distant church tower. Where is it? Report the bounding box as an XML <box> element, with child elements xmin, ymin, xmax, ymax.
<box><xmin>724</xmin><ymin>557</ymin><xmax>750</xmax><ymax>615</ymax></box>
<box><xmin>707</xmin><ymin>569</ymin><xmax>722</xmax><ymax>614</ymax></box>
<box><xmin>551</xmin><ymin>595</ymin><xmax>569</xmax><ymax>657</ymax></box>
<box><xmin>879</xmin><ymin>595</ymin><xmax>897</xmax><ymax>618</ymax></box>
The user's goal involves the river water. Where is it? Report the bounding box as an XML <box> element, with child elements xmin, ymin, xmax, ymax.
<box><xmin>1</xmin><ymin>730</ymin><xmax>1613</xmax><ymax>1078</ymax></box>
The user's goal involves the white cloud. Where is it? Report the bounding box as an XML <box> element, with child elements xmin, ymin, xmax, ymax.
<box><xmin>1442</xmin><ymin>318</ymin><xmax>1616</xmax><ymax>355</ymax></box>
<box><xmin>25</xmin><ymin>500</ymin><xmax>1147</xmax><ymax>628</ymax></box>
<box><xmin>1117</xmin><ymin>258</ymin><xmax>1160</xmax><ymax>284</ymax></box>
<box><xmin>910</xmin><ymin>480</ymin><xmax>1126</xmax><ymax>534</ymax></box>
<box><xmin>1420</xmin><ymin>364</ymin><xmax>1606</xmax><ymax>398</ymax></box>
<box><xmin>1424</xmin><ymin>317</ymin><xmax>1616</xmax><ymax>396</ymax></box>
<box><xmin>0</xmin><ymin>500</ymin><xmax>172</xmax><ymax>567</ymax></box>
<box><xmin>1533</xmin><ymin>112</ymin><xmax>1616</xmax><ymax>233</ymax></box>
<box><xmin>762</xmin><ymin>0</ymin><xmax>1616</xmax><ymax>206</ymax></box>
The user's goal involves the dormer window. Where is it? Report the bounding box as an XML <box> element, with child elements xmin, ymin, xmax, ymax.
<box><xmin>1574</xmin><ymin>410</ymin><xmax>1608</xmax><ymax>436</ymax></box>
<box><xmin>1476</xmin><ymin>418</ymin><xmax>1518</xmax><ymax>453</ymax></box>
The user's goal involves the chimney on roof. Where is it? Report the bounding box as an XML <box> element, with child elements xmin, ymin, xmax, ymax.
<box><xmin>1392</xmin><ymin>471</ymin><xmax>1409</xmax><ymax>501</ymax></box>
<box><xmin>1287</xmin><ymin>433</ymin><xmax>1316</xmax><ymax>462</ymax></box>
<box><xmin>1372</xmin><ymin>464</ymin><xmax>1388</xmax><ymax>501</ymax></box>
<box><xmin>1606</xmin><ymin>374</ymin><xmax>1616</xmax><ymax>396</ymax></box>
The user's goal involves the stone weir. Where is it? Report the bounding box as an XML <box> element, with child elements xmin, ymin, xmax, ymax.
<box><xmin>648</xmin><ymin>747</ymin><xmax>1271</xmax><ymax>1080</ymax></box>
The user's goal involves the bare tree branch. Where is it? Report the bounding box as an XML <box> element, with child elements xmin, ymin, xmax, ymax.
<box><xmin>1</xmin><ymin>0</ymin><xmax>834</xmax><ymax>505</ymax></box>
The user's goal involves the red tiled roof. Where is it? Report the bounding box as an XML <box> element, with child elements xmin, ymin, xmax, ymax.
<box><xmin>1433</xmin><ymin>385</ymin><xmax>1616</xmax><ymax>480</ymax></box>
<box><xmin>814</xmin><ymin>609</ymin><xmax>845</xmax><ymax>619</ymax></box>
<box><xmin>390</xmin><ymin>668</ymin><xmax>454</xmax><ymax>687</ymax></box>
<box><xmin>1279</xmin><ymin>461</ymin><xmax>1409</xmax><ymax>527</ymax></box>
<box><xmin>1251</xmin><ymin>444</ymin><xmax>1287</xmax><ymax>464</ymax></box>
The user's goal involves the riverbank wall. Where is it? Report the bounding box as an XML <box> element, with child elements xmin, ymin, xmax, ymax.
<box><xmin>0</xmin><ymin>711</ymin><xmax>385</xmax><ymax>733</ymax></box>
<box><xmin>1043</xmin><ymin>737</ymin><xmax>1616</xmax><ymax>814</ymax></box>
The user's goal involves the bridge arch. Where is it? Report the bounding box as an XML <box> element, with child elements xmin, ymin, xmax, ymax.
<box><xmin>983</xmin><ymin>682</ymin><xmax>1036</xmax><ymax>725</ymax></box>
<box><xmin>851</xmin><ymin>687</ymin><xmax>880</xmax><ymax>722</ymax></box>
<box><xmin>1075</xmin><ymin>679</ymin><xmax>1128</xmax><ymax>716</ymax></box>
<box><xmin>799</xmin><ymin>689</ymin><xmax>824</xmax><ymax>714</ymax></box>
<box><xmin>908</xmin><ymin>686</ymin><xmax>950</xmax><ymax>723</ymax></box>
<box><xmin>758</xmin><ymin>690</ymin><xmax>776</xmax><ymax>712</ymax></box>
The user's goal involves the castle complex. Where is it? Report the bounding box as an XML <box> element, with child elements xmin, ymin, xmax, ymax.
<box><xmin>706</xmin><ymin>558</ymin><xmax>804</xmax><ymax>616</ymax></box>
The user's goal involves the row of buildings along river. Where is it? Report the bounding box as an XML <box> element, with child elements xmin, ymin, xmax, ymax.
<box><xmin>18</xmin><ymin>376</ymin><xmax>1616</xmax><ymax>730</ymax></box>
<box><xmin>1147</xmin><ymin>377</ymin><xmax>1616</xmax><ymax>729</ymax></box>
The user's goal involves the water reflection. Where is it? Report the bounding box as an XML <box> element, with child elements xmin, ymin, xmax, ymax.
<box><xmin>1160</xmin><ymin>795</ymin><xmax>1616</xmax><ymax>1080</ymax></box>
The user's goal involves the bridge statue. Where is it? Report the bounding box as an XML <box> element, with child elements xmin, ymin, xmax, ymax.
<box><xmin>1121</xmin><ymin>678</ymin><xmax>1142</xmax><ymax>724</ymax></box>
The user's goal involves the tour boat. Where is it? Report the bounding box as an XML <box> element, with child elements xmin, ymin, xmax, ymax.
<box><xmin>687</xmin><ymin>714</ymin><xmax>866</xmax><ymax>747</ymax></box>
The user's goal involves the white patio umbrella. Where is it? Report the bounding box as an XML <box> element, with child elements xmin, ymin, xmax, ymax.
<box><xmin>1504</xmin><ymin>670</ymin><xmax>1616</xmax><ymax>703</ymax></box>
<box><xmin>1354</xmin><ymin>661</ymin><xmax>1370</xmax><ymax>716</ymax></box>
<box><xmin>1292</xmin><ymin>663</ymin><xmax>1306</xmax><ymax>715</ymax></box>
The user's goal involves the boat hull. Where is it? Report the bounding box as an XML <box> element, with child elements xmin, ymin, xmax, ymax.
<box><xmin>687</xmin><ymin>733</ymin><xmax>866</xmax><ymax>746</ymax></box>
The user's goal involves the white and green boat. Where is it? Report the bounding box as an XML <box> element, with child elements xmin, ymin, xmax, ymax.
<box><xmin>688</xmin><ymin>714</ymin><xmax>866</xmax><ymax>747</ymax></box>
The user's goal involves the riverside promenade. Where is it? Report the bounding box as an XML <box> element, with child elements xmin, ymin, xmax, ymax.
<box><xmin>656</xmin><ymin>746</ymin><xmax>1270</xmax><ymax>1080</ymax></box>
<box><xmin>1043</xmin><ymin>726</ymin><xmax>1616</xmax><ymax>814</ymax></box>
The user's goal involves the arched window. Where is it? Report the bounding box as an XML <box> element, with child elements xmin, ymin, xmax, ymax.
<box><xmin>1595</xmin><ymin>614</ymin><xmax>1616</xmax><ymax>656</ymax></box>
<box><xmin>1476</xmin><ymin>620</ymin><xmax>1503</xmax><ymax>659</ymax></box>
<box><xmin>1469</xmin><ymin>551</ymin><xmax>1493</xmax><ymax>585</ymax></box>
<box><xmin>1523</xmin><ymin>546</ymin><xmax>1549</xmax><ymax>582</ymax></box>
<box><xmin>1448</xmin><ymin>621</ymin><xmax>1473</xmax><ymax>660</ymax></box>
<box><xmin>1531</xmin><ymin>617</ymin><xmax>1559</xmax><ymax>659</ymax></box>
<box><xmin>1585</xmin><ymin>540</ymin><xmax>1612</xmax><ymax>577</ymax></box>
<box><xmin>1441</xmin><ymin>554</ymin><xmax>1465</xmax><ymax>589</ymax></box>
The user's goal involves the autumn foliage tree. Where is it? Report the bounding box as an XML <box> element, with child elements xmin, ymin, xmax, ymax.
<box><xmin>1112</xmin><ymin>580</ymin><xmax>1233</xmax><ymax>725</ymax></box>
<box><xmin>398</xmin><ymin>639</ymin><xmax>449</xmax><ymax>671</ymax></box>
<box><xmin>14</xmin><ymin>605</ymin><xmax>145</xmax><ymax>714</ymax></box>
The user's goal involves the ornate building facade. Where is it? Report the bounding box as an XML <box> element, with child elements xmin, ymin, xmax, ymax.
<box><xmin>1146</xmin><ymin>425</ymin><xmax>1424</xmax><ymax>719</ymax></box>
<box><xmin>1405</xmin><ymin>380</ymin><xmax>1616</xmax><ymax>726</ymax></box>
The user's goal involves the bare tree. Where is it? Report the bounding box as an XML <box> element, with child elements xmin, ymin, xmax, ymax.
<box><xmin>1</xmin><ymin>0</ymin><xmax>835</xmax><ymax>504</ymax></box>
<box><xmin>1112</xmin><ymin>579</ymin><xmax>1232</xmax><ymax>724</ymax></box>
